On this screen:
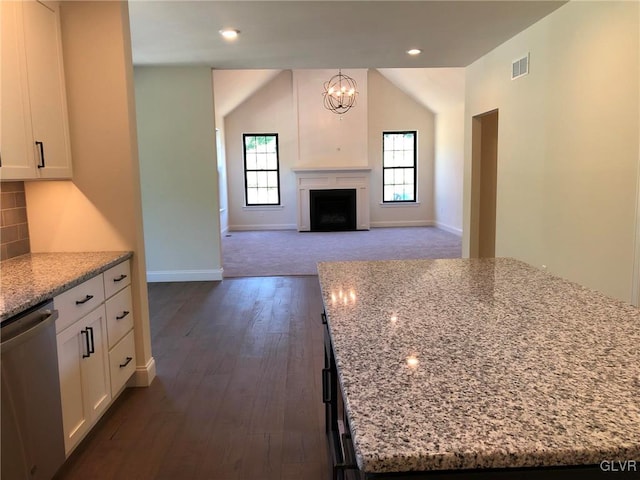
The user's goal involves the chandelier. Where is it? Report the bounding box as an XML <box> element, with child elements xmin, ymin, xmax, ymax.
<box><xmin>322</xmin><ymin>69</ymin><xmax>358</xmax><ymax>115</ymax></box>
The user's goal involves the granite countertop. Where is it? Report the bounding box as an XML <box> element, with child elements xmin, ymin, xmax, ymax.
<box><xmin>0</xmin><ymin>251</ymin><xmax>132</xmax><ymax>322</ymax></box>
<box><xmin>317</xmin><ymin>257</ymin><xmax>640</xmax><ymax>474</ymax></box>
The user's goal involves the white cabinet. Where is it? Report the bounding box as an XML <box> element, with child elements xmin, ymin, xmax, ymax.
<box><xmin>55</xmin><ymin>260</ymin><xmax>136</xmax><ymax>455</ymax></box>
<box><xmin>56</xmin><ymin>304</ymin><xmax>110</xmax><ymax>454</ymax></box>
<box><xmin>103</xmin><ymin>260</ymin><xmax>136</xmax><ymax>397</ymax></box>
<box><xmin>0</xmin><ymin>0</ymin><xmax>72</xmax><ymax>180</ymax></box>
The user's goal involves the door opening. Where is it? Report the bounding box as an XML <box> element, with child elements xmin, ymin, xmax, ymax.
<box><xmin>470</xmin><ymin>109</ymin><xmax>498</xmax><ymax>258</ymax></box>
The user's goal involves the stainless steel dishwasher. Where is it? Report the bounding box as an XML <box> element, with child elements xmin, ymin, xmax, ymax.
<box><xmin>1</xmin><ymin>300</ymin><xmax>65</xmax><ymax>480</ymax></box>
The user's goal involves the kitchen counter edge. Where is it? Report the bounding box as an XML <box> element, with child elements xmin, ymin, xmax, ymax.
<box><xmin>1</xmin><ymin>251</ymin><xmax>133</xmax><ymax>323</ymax></box>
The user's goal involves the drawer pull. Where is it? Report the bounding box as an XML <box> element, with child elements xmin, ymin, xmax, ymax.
<box><xmin>75</xmin><ymin>294</ymin><xmax>94</xmax><ymax>305</ymax></box>
<box><xmin>116</xmin><ymin>311</ymin><xmax>130</xmax><ymax>320</ymax></box>
<box><xmin>113</xmin><ymin>274</ymin><xmax>128</xmax><ymax>282</ymax></box>
<box><xmin>119</xmin><ymin>356</ymin><xmax>133</xmax><ymax>368</ymax></box>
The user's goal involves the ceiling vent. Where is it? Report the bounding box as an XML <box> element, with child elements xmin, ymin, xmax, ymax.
<box><xmin>512</xmin><ymin>54</ymin><xmax>529</xmax><ymax>80</ymax></box>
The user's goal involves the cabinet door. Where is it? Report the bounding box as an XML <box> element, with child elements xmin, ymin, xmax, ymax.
<box><xmin>57</xmin><ymin>318</ymin><xmax>90</xmax><ymax>454</ymax></box>
<box><xmin>22</xmin><ymin>0</ymin><xmax>72</xmax><ymax>178</ymax></box>
<box><xmin>79</xmin><ymin>306</ymin><xmax>111</xmax><ymax>425</ymax></box>
<box><xmin>57</xmin><ymin>306</ymin><xmax>111</xmax><ymax>455</ymax></box>
<box><xmin>0</xmin><ymin>1</ymin><xmax>36</xmax><ymax>179</ymax></box>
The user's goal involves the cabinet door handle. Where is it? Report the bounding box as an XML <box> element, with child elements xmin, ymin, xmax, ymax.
<box><xmin>86</xmin><ymin>326</ymin><xmax>95</xmax><ymax>354</ymax></box>
<box><xmin>321</xmin><ymin>311</ymin><xmax>327</xmax><ymax>325</ymax></box>
<box><xmin>322</xmin><ymin>368</ymin><xmax>332</xmax><ymax>403</ymax></box>
<box><xmin>119</xmin><ymin>357</ymin><xmax>133</xmax><ymax>368</ymax></box>
<box><xmin>116</xmin><ymin>311</ymin><xmax>130</xmax><ymax>320</ymax></box>
<box><xmin>35</xmin><ymin>141</ymin><xmax>46</xmax><ymax>168</ymax></box>
<box><xmin>81</xmin><ymin>329</ymin><xmax>91</xmax><ymax>358</ymax></box>
<box><xmin>113</xmin><ymin>274</ymin><xmax>127</xmax><ymax>282</ymax></box>
<box><xmin>75</xmin><ymin>294</ymin><xmax>94</xmax><ymax>305</ymax></box>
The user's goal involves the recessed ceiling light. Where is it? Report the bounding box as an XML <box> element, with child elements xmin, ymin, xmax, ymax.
<box><xmin>219</xmin><ymin>29</ymin><xmax>240</xmax><ymax>40</ymax></box>
<box><xmin>407</xmin><ymin>49</ymin><xmax>422</xmax><ymax>56</ymax></box>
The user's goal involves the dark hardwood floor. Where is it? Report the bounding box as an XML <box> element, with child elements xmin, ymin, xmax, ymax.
<box><xmin>56</xmin><ymin>276</ymin><xmax>330</xmax><ymax>480</ymax></box>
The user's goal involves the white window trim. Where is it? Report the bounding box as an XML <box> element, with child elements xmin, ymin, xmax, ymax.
<box><xmin>242</xmin><ymin>205</ymin><xmax>285</xmax><ymax>211</ymax></box>
<box><xmin>379</xmin><ymin>201</ymin><xmax>421</xmax><ymax>207</ymax></box>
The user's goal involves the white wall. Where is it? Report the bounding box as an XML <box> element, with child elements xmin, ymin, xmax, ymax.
<box><xmin>212</xmin><ymin>69</ymin><xmax>282</xmax><ymax>235</ymax></box>
<box><xmin>435</xmin><ymin>105</ymin><xmax>465</xmax><ymax>235</ymax></box>
<box><xmin>367</xmin><ymin>69</ymin><xmax>435</xmax><ymax>227</ymax></box>
<box><xmin>25</xmin><ymin>1</ymin><xmax>154</xmax><ymax>386</ymax></box>
<box><xmin>463</xmin><ymin>0</ymin><xmax>639</xmax><ymax>302</ymax></box>
<box><xmin>294</xmin><ymin>69</ymin><xmax>368</xmax><ymax>167</ymax></box>
<box><xmin>215</xmin><ymin>126</ymin><xmax>229</xmax><ymax>235</ymax></box>
<box><xmin>134</xmin><ymin>67</ymin><xmax>222</xmax><ymax>282</ymax></box>
<box><xmin>224</xmin><ymin>70</ymin><xmax>298</xmax><ymax>230</ymax></box>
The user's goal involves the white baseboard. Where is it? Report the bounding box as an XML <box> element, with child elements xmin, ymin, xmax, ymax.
<box><xmin>435</xmin><ymin>221</ymin><xmax>463</xmax><ymax>236</ymax></box>
<box><xmin>228</xmin><ymin>224</ymin><xmax>297</xmax><ymax>231</ymax></box>
<box><xmin>370</xmin><ymin>220</ymin><xmax>435</xmax><ymax>228</ymax></box>
<box><xmin>146</xmin><ymin>268</ymin><xmax>224</xmax><ymax>282</ymax></box>
<box><xmin>131</xmin><ymin>357</ymin><xmax>156</xmax><ymax>387</ymax></box>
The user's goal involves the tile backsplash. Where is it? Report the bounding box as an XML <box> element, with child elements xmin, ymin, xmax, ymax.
<box><xmin>1</xmin><ymin>181</ymin><xmax>30</xmax><ymax>260</ymax></box>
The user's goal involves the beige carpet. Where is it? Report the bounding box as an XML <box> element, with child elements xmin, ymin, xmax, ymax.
<box><xmin>221</xmin><ymin>226</ymin><xmax>462</xmax><ymax>277</ymax></box>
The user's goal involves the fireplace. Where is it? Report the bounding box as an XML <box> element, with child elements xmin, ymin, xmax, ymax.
<box><xmin>292</xmin><ymin>167</ymin><xmax>371</xmax><ymax>231</ymax></box>
<box><xmin>310</xmin><ymin>189</ymin><xmax>356</xmax><ymax>231</ymax></box>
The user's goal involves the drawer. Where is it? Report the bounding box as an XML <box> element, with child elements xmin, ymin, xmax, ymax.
<box><xmin>103</xmin><ymin>260</ymin><xmax>131</xmax><ymax>299</ymax></box>
<box><xmin>105</xmin><ymin>286</ymin><xmax>134</xmax><ymax>349</ymax></box>
<box><xmin>54</xmin><ymin>274</ymin><xmax>105</xmax><ymax>333</ymax></box>
<box><xmin>109</xmin><ymin>329</ymin><xmax>136</xmax><ymax>397</ymax></box>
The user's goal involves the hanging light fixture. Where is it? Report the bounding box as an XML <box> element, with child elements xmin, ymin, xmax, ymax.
<box><xmin>322</xmin><ymin>69</ymin><xmax>358</xmax><ymax>115</ymax></box>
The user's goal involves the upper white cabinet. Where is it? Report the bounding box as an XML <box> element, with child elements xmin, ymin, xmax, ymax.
<box><xmin>0</xmin><ymin>0</ymin><xmax>72</xmax><ymax>180</ymax></box>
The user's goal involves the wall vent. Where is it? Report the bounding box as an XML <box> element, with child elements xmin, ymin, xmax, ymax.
<box><xmin>512</xmin><ymin>54</ymin><xmax>529</xmax><ymax>80</ymax></box>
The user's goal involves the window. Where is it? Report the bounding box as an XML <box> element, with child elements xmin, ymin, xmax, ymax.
<box><xmin>382</xmin><ymin>131</ymin><xmax>416</xmax><ymax>202</ymax></box>
<box><xmin>243</xmin><ymin>133</ymin><xmax>280</xmax><ymax>206</ymax></box>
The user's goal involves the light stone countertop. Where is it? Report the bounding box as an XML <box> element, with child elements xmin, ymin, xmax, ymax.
<box><xmin>317</xmin><ymin>257</ymin><xmax>640</xmax><ymax>474</ymax></box>
<box><xmin>1</xmin><ymin>251</ymin><xmax>132</xmax><ymax>322</ymax></box>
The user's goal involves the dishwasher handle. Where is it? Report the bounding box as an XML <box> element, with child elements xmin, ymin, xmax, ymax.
<box><xmin>1</xmin><ymin>309</ymin><xmax>59</xmax><ymax>353</ymax></box>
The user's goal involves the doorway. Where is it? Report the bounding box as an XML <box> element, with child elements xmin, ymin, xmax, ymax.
<box><xmin>470</xmin><ymin>109</ymin><xmax>498</xmax><ymax>258</ymax></box>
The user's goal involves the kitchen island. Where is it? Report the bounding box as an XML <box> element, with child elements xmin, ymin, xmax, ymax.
<box><xmin>317</xmin><ymin>258</ymin><xmax>640</xmax><ymax>479</ymax></box>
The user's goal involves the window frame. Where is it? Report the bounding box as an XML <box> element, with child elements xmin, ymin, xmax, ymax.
<box><xmin>382</xmin><ymin>130</ymin><xmax>417</xmax><ymax>203</ymax></box>
<box><xmin>243</xmin><ymin>133</ymin><xmax>281</xmax><ymax>207</ymax></box>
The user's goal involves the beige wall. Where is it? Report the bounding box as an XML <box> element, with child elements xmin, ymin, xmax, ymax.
<box><xmin>367</xmin><ymin>69</ymin><xmax>435</xmax><ymax>227</ymax></box>
<box><xmin>25</xmin><ymin>1</ymin><xmax>154</xmax><ymax>385</ymax></box>
<box><xmin>224</xmin><ymin>70</ymin><xmax>298</xmax><ymax>230</ymax></box>
<box><xmin>134</xmin><ymin>67</ymin><xmax>221</xmax><ymax>281</ymax></box>
<box><xmin>434</xmin><ymin>105</ymin><xmax>464</xmax><ymax>235</ymax></box>
<box><xmin>210</xmin><ymin>71</ymin><xmax>284</xmax><ymax>235</ymax></box>
<box><xmin>294</xmin><ymin>69</ymin><xmax>368</xmax><ymax>167</ymax></box>
<box><xmin>463</xmin><ymin>0</ymin><xmax>639</xmax><ymax>302</ymax></box>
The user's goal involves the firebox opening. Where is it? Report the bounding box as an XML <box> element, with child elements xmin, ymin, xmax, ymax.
<box><xmin>309</xmin><ymin>189</ymin><xmax>357</xmax><ymax>232</ymax></box>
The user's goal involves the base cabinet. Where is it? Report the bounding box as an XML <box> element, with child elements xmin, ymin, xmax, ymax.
<box><xmin>54</xmin><ymin>259</ymin><xmax>135</xmax><ymax>456</ymax></box>
<box><xmin>56</xmin><ymin>305</ymin><xmax>110</xmax><ymax>454</ymax></box>
<box><xmin>322</xmin><ymin>310</ymin><xmax>361</xmax><ymax>480</ymax></box>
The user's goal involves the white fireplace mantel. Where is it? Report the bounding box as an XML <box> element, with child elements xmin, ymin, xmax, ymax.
<box><xmin>292</xmin><ymin>167</ymin><xmax>371</xmax><ymax>231</ymax></box>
